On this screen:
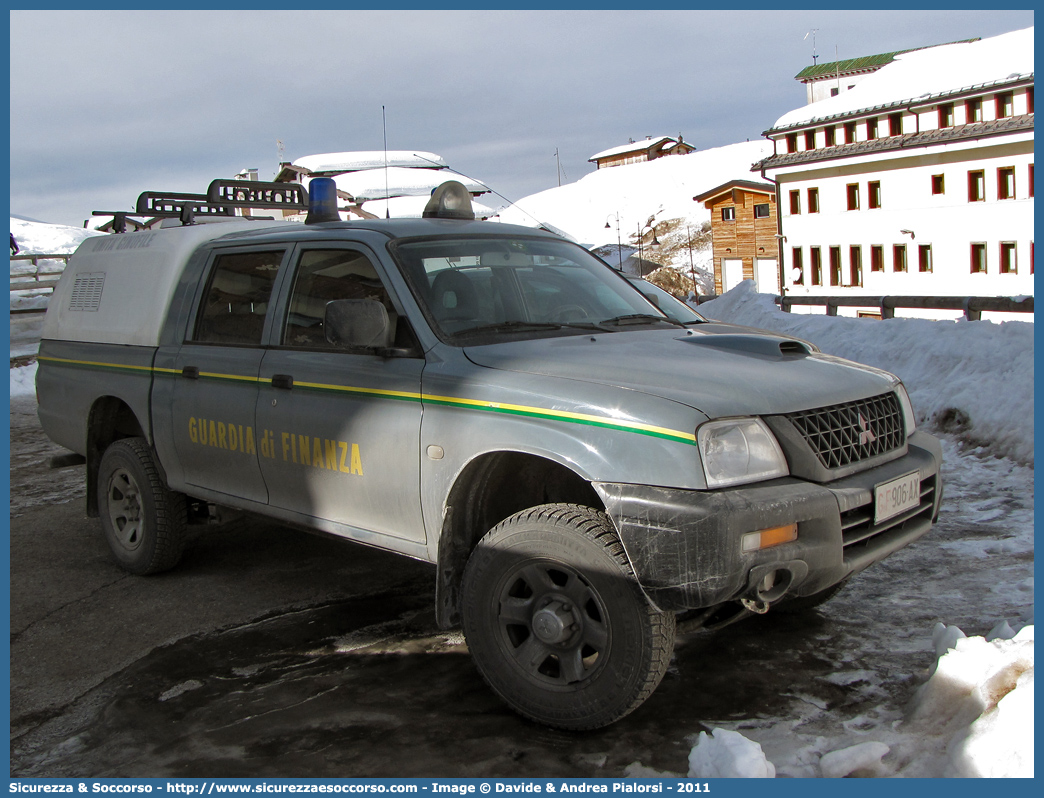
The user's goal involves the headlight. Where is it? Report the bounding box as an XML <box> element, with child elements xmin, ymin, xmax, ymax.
<box><xmin>697</xmin><ymin>418</ymin><xmax>789</xmax><ymax>489</ymax></box>
<box><xmin>896</xmin><ymin>383</ymin><xmax>917</xmax><ymax>433</ymax></box>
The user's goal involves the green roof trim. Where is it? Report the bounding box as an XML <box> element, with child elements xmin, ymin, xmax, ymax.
<box><xmin>795</xmin><ymin>39</ymin><xmax>979</xmax><ymax>81</ymax></box>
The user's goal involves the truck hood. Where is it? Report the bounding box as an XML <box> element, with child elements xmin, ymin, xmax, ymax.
<box><xmin>463</xmin><ymin>327</ymin><xmax>898</xmax><ymax>420</ymax></box>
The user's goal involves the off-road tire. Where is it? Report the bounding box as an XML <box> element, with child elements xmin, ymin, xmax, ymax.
<box><xmin>461</xmin><ymin>503</ymin><xmax>675</xmax><ymax>730</ymax></box>
<box><xmin>97</xmin><ymin>437</ymin><xmax>188</xmax><ymax>575</ymax></box>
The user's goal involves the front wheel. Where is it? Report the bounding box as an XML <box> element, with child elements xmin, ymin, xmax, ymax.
<box><xmin>97</xmin><ymin>437</ymin><xmax>187</xmax><ymax>575</ymax></box>
<box><xmin>461</xmin><ymin>504</ymin><xmax>675</xmax><ymax>730</ymax></box>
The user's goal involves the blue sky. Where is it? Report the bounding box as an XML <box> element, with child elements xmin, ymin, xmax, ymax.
<box><xmin>9</xmin><ymin>8</ymin><xmax>1034</xmax><ymax>227</ymax></box>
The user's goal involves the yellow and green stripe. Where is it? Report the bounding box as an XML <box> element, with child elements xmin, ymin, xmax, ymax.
<box><xmin>38</xmin><ymin>355</ymin><xmax>697</xmax><ymax>445</ymax></box>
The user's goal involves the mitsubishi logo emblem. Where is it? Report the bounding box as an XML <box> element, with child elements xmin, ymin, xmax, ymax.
<box><xmin>858</xmin><ymin>414</ymin><xmax>877</xmax><ymax>446</ymax></box>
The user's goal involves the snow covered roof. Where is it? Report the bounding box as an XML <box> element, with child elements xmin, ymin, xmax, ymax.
<box><xmin>588</xmin><ymin>136</ymin><xmax>678</xmax><ymax>162</ymax></box>
<box><xmin>793</xmin><ymin>38</ymin><xmax>980</xmax><ymax>82</ymax></box>
<box><xmin>302</xmin><ymin>167</ymin><xmax>487</xmax><ymax>203</ymax></box>
<box><xmin>772</xmin><ymin>27</ymin><xmax>1034</xmax><ymax>131</ymax></box>
<box><xmin>360</xmin><ymin>194</ymin><xmax>498</xmax><ymax>220</ymax></box>
<box><xmin>292</xmin><ymin>151</ymin><xmax>447</xmax><ymax>174</ymax></box>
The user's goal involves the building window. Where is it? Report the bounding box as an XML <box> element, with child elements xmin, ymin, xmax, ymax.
<box><xmin>721</xmin><ymin>206</ymin><xmax>736</xmax><ymax>222</ymax></box>
<box><xmin>938</xmin><ymin>103</ymin><xmax>954</xmax><ymax>128</ymax></box>
<box><xmin>968</xmin><ymin>170</ymin><xmax>985</xmax><ymax>202</ymax></box>
<box><xmin>786</xmin><ymin>133</ymin><xmax>798</xmax><ymax>153</ymax></box>
<box><xmin>1028</xmin><ymin>87</ymin><xmax>1034</xmax><ymax>114</ymax></box>
<box><xmin>754</xmin><ymin>203</ymin><xmax>771</xmax><ymax>219</ymax></box>
<box><xmin>931</xmin><ymin>174</ymin><xmax>945</xmax><ymax>195</ymax></box>
<box><xmin>870</xmin><ymin>245</ymin><xmax>884</xmax><ymax>272</ymax></box>
<box><xmin>866</xmin><ymin>117</ymin><xmax>878</xmax><ymax>140</ymax></box>
<box><xmin>998</xmin><ymin>167</ymin><xmax>1016</xmax><ymax>200</ymax></box>
<box><xmin>804</xmin><ymin>130</ymin><xmax>816</xmax><ymax>150</ymax></box>
<box><xmin>893</xmin><ymin>244</ymin><xmax>907</xmax><ymax>273</ymax></box>
<box><xmin>824</xmin><ymin>126</ymin><xmax>836</xmax><ymax>147</ymax></box>
<box><xmin>830</xmin><ymin>87</ymin><xmax>839</xmax><ymax>97</ymax></box>
<box><xmin>807</xmin><ymin>187</ymin><xmax>820</xmax><ymax>214</ymax></box>
<box><xmin>1030</xmin><ymin>164</ymin><xmax>1034</xmax><ymax>198</ymax></box>
<box><xmin>970</xmin><ymin>243</ymin><xmax>987</xmax><ymax>273</ymax></box>
<box><xmin>849</xmin><ymin>245</ymin><xmax>863</xmax><ymax>286</ymax></box>
<box><xmin>789</xmin><ymin>189</ymin><xmax>801</xmax><ymax>215</ymax></box>
<box><xmin>888</xmin><ymin>113</ymin><xmax>902</xmax><ymax>136</ymax></box>
<box><xmin>791</xmin><ymin>247</ymin><xmax>804</xmax><ymax>285</ymax></box>
<box><xmin>996</xmin><ymin>91</ymin><xmax>1014</xmax><ymax>119</ymax></box>
<box><xmin>844</xmin><ymin>121</ymin><xmax>856</xmax><ymax>144</ymax></box>
<box><xmin>966</xmin><ymin>97</ymin><xmax>983</xmax><ymax>122</ymax></box>
<box><xmin>829</xmin><ymin>247</ymin><xmax>842</xmax><ymax>286</ymax></box>
<box><xmin>1000</xmin><ymin>242</ymin><xmax>1017</xmax><ymax>273</ymax></box>
<box><xmin>918</xmin><ymin>244</ymin><xmax>933</xmax><ymax>273</ymax></box>
<box><xmin>810</xmin><ymin>247</ymin><xmax>822</xmax><ymax>286</ymax></box>
<box><xmin>868</xmin><ymin>181</ymin><xmax>882</xmax><ymax>209</ymax></box>
<box><xmin>846</xmin><ymin>183</ymin><xmax>860</xmax><ymax>210</ymax></box>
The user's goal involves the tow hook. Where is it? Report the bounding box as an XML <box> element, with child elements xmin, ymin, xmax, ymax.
<box><xmin>741</xmin><ymin>597</ymin><xmax>771</xmax><ymax>614</ymax></box>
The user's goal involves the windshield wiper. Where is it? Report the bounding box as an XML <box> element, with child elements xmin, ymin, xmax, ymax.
<box><xmin>451</xmin><ymin>320</ymin><xmax>612</xmax><ymax>340</ymax></box>
<box><xmin>600</xmin><ymin>313</ymin><xmax>687</xmax><ymax>328</ymax></box>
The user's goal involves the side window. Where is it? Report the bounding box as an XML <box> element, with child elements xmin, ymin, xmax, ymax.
<box><xmin>193</xmin><ymin>250</ymin><xmax>284</xmax><ymax>345</ymax></box>
<box><xmin>282</xmin><ymin>249</ymin><xmax>398</xmax><ymax>350</ymax></box>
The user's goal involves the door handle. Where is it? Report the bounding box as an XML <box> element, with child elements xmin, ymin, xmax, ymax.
<box><xmin>271</xmin><ymin>374</ymin><xmax>294</xmax><ymax>390</ymax></box>
<box><xmin>181</xmin><ymin>366</ymin><xmax>199</xmax><ymax>380</ymax></box>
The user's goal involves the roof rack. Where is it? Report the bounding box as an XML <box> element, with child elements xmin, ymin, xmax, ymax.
<box><xmin>91</xmin><ymin>179</ymin><xmax>310</xmax><ymax>233</ymax></box>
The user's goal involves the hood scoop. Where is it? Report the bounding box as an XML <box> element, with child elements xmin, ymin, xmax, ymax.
<box><xmin>682</xmin><ymin>333</ymin><xmax>813</xmax><ymax>359</ymax></box>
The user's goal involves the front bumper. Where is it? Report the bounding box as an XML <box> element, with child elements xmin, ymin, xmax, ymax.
<box><xmin>594</xmin><ymin>430</ymin><xmax>943</xmax><ymax>612</ymax></box>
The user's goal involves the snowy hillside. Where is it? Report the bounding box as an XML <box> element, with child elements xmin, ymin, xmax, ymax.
<box><xmin>499</xmin><ymin>140</ymin><xmax>772</xmax><ymax>249</ymax></box>
<box><xmin>10</xmin><ymin>216</ymin><xmax>105</xmax><ymax>257</ymax></box>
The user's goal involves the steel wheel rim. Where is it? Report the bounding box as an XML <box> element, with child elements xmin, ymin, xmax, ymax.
<box><xmin>495</xmin><ymin>559</ymin><xmax>611</xmax><ymax>689</ymax></box>
<box><xmin>106</xmin><ymin>467</ymin><xmax>145</xmax><ymax>552</ymax></box>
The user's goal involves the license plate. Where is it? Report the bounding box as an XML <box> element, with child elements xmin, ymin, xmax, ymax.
<box><xmin>874</xmin><ymin>472</ymin><xmax>921</xmax><ymax>524</ymax></box>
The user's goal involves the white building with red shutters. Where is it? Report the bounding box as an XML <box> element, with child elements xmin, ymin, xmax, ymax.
<box><xmin>754</xmin><ymin>28</ymin><xmax>1033</xmax><ymax>311</ymax></box>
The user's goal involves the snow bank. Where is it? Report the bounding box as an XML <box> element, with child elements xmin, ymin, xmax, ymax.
<box><xmin>686</xmin><ymin>624</ymin><xmax>1034</xmax><ymax>778</ymax></box>
<box><xmin>774</xmin><ymin>27</ymin><xmax>1034</xmax><ymax>129</ymax></box>
<box><xmin>687</xmin><ymin>728</ymin><xmax>775</xmax><ymax>778</ymax></box>
<box><xmin>699</xmin><ymin>282</ymin><xmax>1034</xmax><ymax>464</ymax></box>
<box><xmin>497</xmin><ymin>140</ymin><xmax>772</xmax><ymax>248</ymax></box>
<box><xmin>906</xmin><ymin>625</ymin><xmax>1034</xmax><ymax>778</ymax></box>
<box><xmin>11</xmin><ymin>361</ymin><xmax>36</xmax><ymax>397</ymax></box>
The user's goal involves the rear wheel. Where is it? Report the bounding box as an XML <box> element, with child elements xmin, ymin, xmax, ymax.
<box><xmin>98</xmin><ymin>437</ymin><xmax>187</xmax><ymax>575</ymax></box>
<box><xmin>461</xmin><ymin>503</ymin><xmax>675</xmax><ymax>729</ymax></box>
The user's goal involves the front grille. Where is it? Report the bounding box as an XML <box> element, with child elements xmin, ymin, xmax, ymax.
<box><xmin>841</xmin><ymin>474</ymin><xmax>937</xmax><ymax>549</ymax></box>
<box><xmin>787</xmin><ymin>392</ymin><xmax>904</xmax><ymax>470</ymax></box>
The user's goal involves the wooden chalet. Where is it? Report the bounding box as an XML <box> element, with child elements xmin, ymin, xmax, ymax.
<box><xmin>588</xmin><ymin>135</ymin><xmax>694</xmax><ymax>170</ymax></box>
<box><xmin>693</xmin><ymin>180</ymin><xmax>779</xmax><ymax>295</ymax></box>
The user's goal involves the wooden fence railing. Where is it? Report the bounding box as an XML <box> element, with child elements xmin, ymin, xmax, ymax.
<box><xmin>694</xmin><ymin>293</ymin><xmax>1034</xmax><ymax>321</ymax></box>
<box><xmin>10</xmin><ymin>253</ymin><xmax>71</xmax><ymax>292</ymax></box>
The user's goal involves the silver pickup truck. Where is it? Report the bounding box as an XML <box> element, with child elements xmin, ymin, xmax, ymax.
<box><xmin>36</xmin><ymin>179</ymin><xmax>942</xmax><ymax>729</ymax></box>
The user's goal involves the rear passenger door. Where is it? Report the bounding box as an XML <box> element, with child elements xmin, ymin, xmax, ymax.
<box><xmin>254</xmin><ymin>244</ymin><xmax>427</xmax><ymax>543</ymax></box>
<box><xmin>164</xmin><ymin>246</ymin><xmax>288</xmax><ymax>505</ymax></box>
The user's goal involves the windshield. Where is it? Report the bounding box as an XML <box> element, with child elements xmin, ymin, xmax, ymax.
<box><xmin>624</xmin><ymin>276</ymin><xmax>707</xmax><ymax>325</ymax></box>
<box><xmin>391</xmin><ymin>236</ymin><xmax>677</xmax><ymax>343</ymax></box>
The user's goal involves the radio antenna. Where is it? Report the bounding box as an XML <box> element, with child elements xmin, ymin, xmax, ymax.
<box><xmin>382</xmin><ymin>105</ymin><xmax>390</xmax><ymax>218</ymax></box>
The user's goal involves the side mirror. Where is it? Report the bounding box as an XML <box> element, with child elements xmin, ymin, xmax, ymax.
<box><xmin>324</xmin><ymin>299</ymin><xmax>391</xmax><ymax>349</ymax></box>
